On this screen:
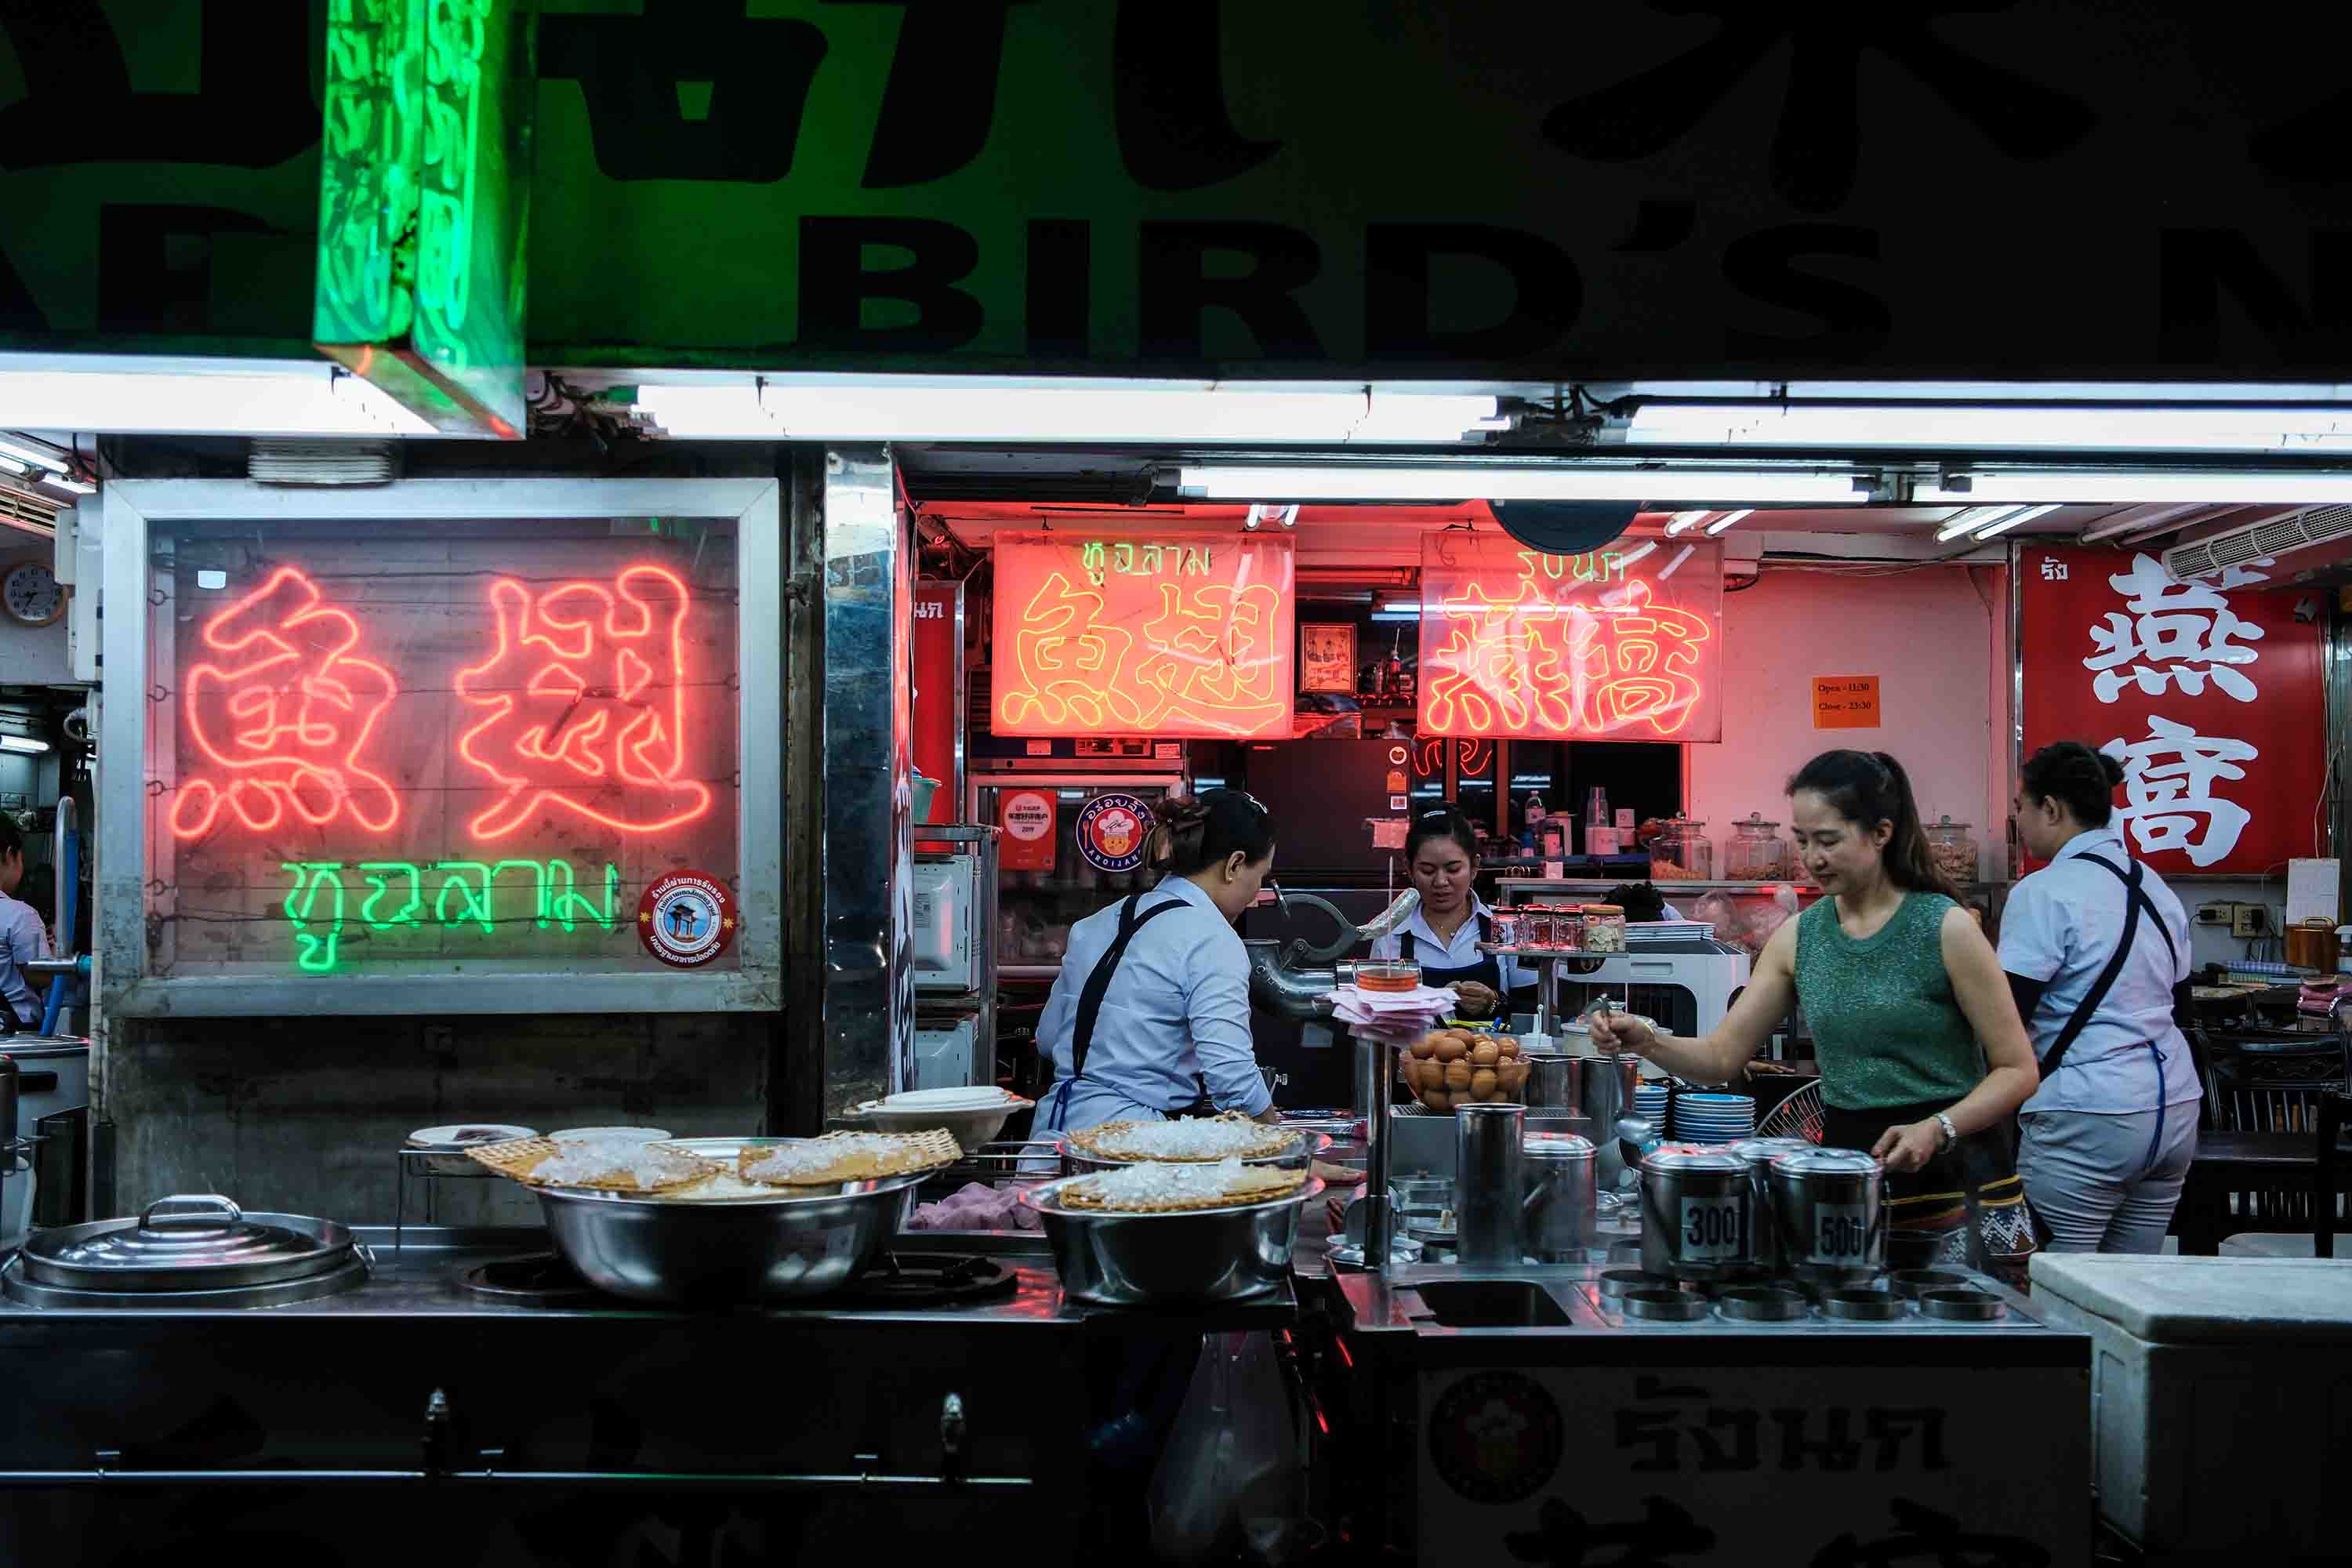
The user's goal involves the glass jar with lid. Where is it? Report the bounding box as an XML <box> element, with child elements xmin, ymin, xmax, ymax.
<box><xmin>1581</xmin><ymin>905</ymin><xmax>1627</xmax><ymax>952</ymax></box>
<box><xmin>1723</xmin><ymin>813</ymin><xmax>1791</xmax><ymax>880</ymax></box>
<box><xmin>1924</xmin><ymin>815</ymin><xmax>1980</xmax><ymax>886</ymax></box>
<box><xmin>1650</xmin><ymin>816</ymin><xmax>1713</xmax><ymax>880</ymax></box>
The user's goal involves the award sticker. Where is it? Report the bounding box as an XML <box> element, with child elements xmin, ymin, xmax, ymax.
<box><xmin>637</xmin><ymin>871</ymin><xmax>739</xmax><ymax>967</ymax></box>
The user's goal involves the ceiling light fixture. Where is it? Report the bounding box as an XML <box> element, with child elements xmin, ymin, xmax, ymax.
<box><xmin>1933</xmin><ymin>505</ymin><xmax>2026</xmax><ymax>543</ymax></box>
<box><xmin>2075</xmin><ymin>503</ymin><xmax>2216</xmax><ymax>544</ymax></box>
<box><xmin>0</xmin><ymin>735</ymin><xmax>52</xmax><ymax>755</ymax></box>
<box><xmin>1661</xmin><ymin>510</ymin><xmax>1711</xmax><ymax>537</ymax></box>
<box><xmin>1174</xmin><ymin>466</ymin><xmax>1866</xmax><ymax>504</ymax></box>
<box><xmin>1613</xmin><ymin>541</ymin><xmax>1659</xmax><ymax>568</ymax></box>
<box><xmin>1920</xmin><ymin>471</ymin><xmax>2352</xmax><ymax>505</ymax></box>
<box><xmin>633</xmin><ymin>382</ymin><xmax>1507</xmax><ymax>444</ymax></box>
<box><xmin>1971</xmin><ymin>503</ymin><xmax>2062</xmax><ymax>541</ymax></box>
<box><xmin>1701</xmin><ymin>507</ymin><xmax>1755</xmax><ymax>537</ymax></box>
<box><xmin>1626</xmin><ymin>401</ymin><xmax>2352</xmax><ymax>452</ymax></box>
<box><xmin>0</xmin><ymin>436</ymin><xmax>69</xmax><ymax>474</ymax></box>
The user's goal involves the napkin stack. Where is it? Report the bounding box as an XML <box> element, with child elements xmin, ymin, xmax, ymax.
<box><xmin>1325</xmin><ymin>983</ymin><xmax>1457</xmax><ymax>1043</ymax></box>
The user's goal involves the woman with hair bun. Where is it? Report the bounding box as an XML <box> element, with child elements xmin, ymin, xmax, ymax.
<box><xmin>1033</xmin><ymin>789</ymin><xmax>1283</xmax><ymax>1137</ymax></box>
<box><xmin>2002</xmin><ymin>742</ymin><xmax>2201</xmax><ymax>1253</ymax></box>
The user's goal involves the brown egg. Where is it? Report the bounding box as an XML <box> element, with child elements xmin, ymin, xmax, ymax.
<box><xmin>1448</xmin><ymin>1091</ymin><xmax>1475</xmax><ymax>1109</ymax></box>
<box><xmin>1435</xmin><ymin>1036</ymin><xmax>1469</xmax><ymax>1063</ymax></box>
<box><xmin>1410</xmin><ymin>1035</ymin><xmax>1439</xmax><ymax>1059</ymax></box>
<box><xmin>1422</xmin><ymin>1089</ymin><xmax>1452</xmax><ymax>1112</ymax></box>
<box><xmin>1469</xmin><ymin>1042</ymin><xmax>1501</xmax><ymax>1067</ymax></box>
<box><xmin>1443</xmin><ymin>1059</ymin><xmax>1473</xmax><ymax>1089</ymax></box>
<box><xmin>1500</xmin><ymin>1058</ymin><xmax>1529</xmax><ymax>1092</ymax></box>
<box><xmin>1498</xmin><ymin>1035</ymin><xmax>1521</xmax><ymax>1058</ymax></box>
<box><xmin>1470</xmin><ymin>1067</ymin><xmax>1499</xmax><ymax>1099</ymax></box>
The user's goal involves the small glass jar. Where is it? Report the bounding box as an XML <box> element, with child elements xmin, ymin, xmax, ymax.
<box><xmin>1651</xmin><ymin>816</ymin><xmax>1712</xmax><ymax>880</ymax></box>
<box><xmin>1522</xmin><ymin>909</ymin><xmax>1556</xmax><ymax>949</ymax></box>
<box><xmin>1581</xmin><ymin>905</ymin><xmax>1627</xmax><ymax>953</ymax></box>
<box><xmin>1490</xmin><ymin>909</ymin><xmax>1524</xmax><ymax>949</ymax></box>
<box><xmin>1925</xmin><ymin>815</ymin><xmax>1980</xmax><ymax>885</ymax></box>
<box><xmin>1723</xmin><ymin>813</ymin><xmax>1791</xmax><ymax>880</ymax></box>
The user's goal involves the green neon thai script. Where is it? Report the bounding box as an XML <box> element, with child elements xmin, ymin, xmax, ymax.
<box><xmin>280</xmin><ymin>858</ymin><xmax>622</xmax><ymax>972</ymax></box>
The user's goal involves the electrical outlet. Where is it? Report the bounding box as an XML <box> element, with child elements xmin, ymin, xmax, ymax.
<box><xmin>2195</xmin><ymin>902</ymin><xmax>2236</xmax><ymax>927</ymax></box>
<box><xmin>2231</xmin><ymin>904</ymin><xmax>2270</xmax><ymax>940</ymax></box>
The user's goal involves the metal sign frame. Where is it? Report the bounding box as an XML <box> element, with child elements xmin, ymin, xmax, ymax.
<box><xmin>98</xmin><ymin>477</ymin><xmax>783</xmax><ymax>1015</ymax></box>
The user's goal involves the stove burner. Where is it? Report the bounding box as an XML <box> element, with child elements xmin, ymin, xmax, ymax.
<box><xmin>1621</xmin><ymin>1287</ymin><xmax>1708</xmax><ymax>1321</ymax></box>
<box><xmin>832</xmin><ymin>1253</ymin><xmax>1018</xmax><ymax>1308</ymax></box>
<box><xmin>1820</xmin><ymin>1288</ymin><xmax>1906</xmax><ymax>1321</ymax></box>
<box><xmin>454</xmin><ymin>1251</ymin><xmax>598</xmax><ymax>1307</ymax></box>
<box><xmin>1597</xmin><ymin>1267</ymin><xmax>1671</xmax><ymax>1297</ymax></box>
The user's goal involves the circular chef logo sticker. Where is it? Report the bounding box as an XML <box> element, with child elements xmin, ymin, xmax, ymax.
<box><xmin>1002</xmin><ymin>789</ymin><xmax>1055</xmax><ymax>844</ymax></box>
<box><xmin>1076</xmin><ymin>792</ymin><xmax>1155</xmax><ymax>873</ymax></box>
<box><xmin>1426</xmin><ymin>1370</ymin><xmax>1563</xmax><ymax>1504</ymax></box>
<box><xmin>637</xmin><ymin>871</ymin><xmax>739</xmax><ymax>967</ymax></box>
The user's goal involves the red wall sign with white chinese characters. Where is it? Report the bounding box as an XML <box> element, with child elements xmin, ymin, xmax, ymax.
<box><xmin>990</xmin><ymin>532</ymin><xmax>1295</xmax><ymax>739</ymax></box>
<box><xmin>1417</xmin><ymin>535</ymin><xmax>1725</xmax><ymax>742</ymax></box>
<box><xmin>2020</xmin><ymin>547</ymin><xmax>2325</xmax><ymax>874</ymax></box>
<box><xmin>147</xmin><ymin>526</ymin><xmax>742</xmax><ymax>979</ymax></box>
<box><xmin>911</xmin><ymin>580</ymin><xmax>961</xmax><ymax>826</ymax></box>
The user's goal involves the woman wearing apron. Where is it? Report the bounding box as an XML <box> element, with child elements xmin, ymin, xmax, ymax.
<box><xmin>1367</xmin><ymin>808</ymin><xmax>1532</xmax><ymax>1021</ymax></box>
<box><xmin>1030</xmin><ymin>789</ymin><xmax>1279</xmax><ymax>1548</ymax></box>
<box><xmin>1033</xmin><ymin>789</ymin><xmax>1281</xmax><ymax>1139</ymax></box>
<box><xmin>2002</xmin><ymin>742</ymin><xmax>2202</xmax><ymax>1253</ymax></box>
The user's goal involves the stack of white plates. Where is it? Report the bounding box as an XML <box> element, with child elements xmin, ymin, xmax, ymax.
<box><xmin>1628</xmin><ymin>921</ymin><xmax>1717</xmax><ymax>943</ymax></box>
<box><xmin>1671</xmin><ymin>1092</ymin><xmax>1755</xmax><ymax>1145</ymax></box>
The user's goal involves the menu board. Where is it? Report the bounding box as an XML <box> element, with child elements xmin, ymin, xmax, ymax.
<box><xmin>990</xmin><ymin>531</ymin><xmax>1296</xmax><ymax>739</ymax></box>
<box><xmin>1416</xmin><ymin>534</ymin><xmax>1724</xmax><ymax>742</ymax></box>
<box><xmin>143</xmin><ymin>521</ymin><xmax>741</xmax><ymax>979</ymax></box>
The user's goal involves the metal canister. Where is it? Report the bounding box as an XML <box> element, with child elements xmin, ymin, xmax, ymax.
<box><xmin>1522</xmin><ymin>1051</ymin><xmax>1584</xmax><ymax>1114</ymax></box>
<box><xmin>1730</xmin><ymin>1137</ymin><xmax>1817</xmax><ymax>1275</ymax></box>
<box><xmin>1769</xmin><ymin>1147</ymin><xmax>1888</xmax><ymax>1287</ymax></box>
<box><xmin>1638</xmin><ymin>1144</ymin><xmax>1756</xmax><ymax>1282</ymax></box>
<box><xmin>1453</xmin><ymin>1103</ymin><xmax>1526</xmax><ymax>1268</ymax></box>
<box><xmin>1522</xmin><ymin>1131</ymin><xmax>1596</xmax><ymax>1262</ymax></box>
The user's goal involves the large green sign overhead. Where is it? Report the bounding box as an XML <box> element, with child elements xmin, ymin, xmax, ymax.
<box><xmin>2</xmin><ymin>3</ymin><xmax>2349</xmax><ymax>381</ymax></box>
<box><xmin>313</xmin><ymin>0</ymin><xmax>534</xmax><ymax>436</ymax></box>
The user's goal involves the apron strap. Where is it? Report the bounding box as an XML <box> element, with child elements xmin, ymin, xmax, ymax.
<box><xmin>2040</xmin><ymin>853</ymin><xmax>2167</xmax><ymax>1078</ymax></box>
<box><xmin>1068</xmin><ymin>892</ymin><xmax>1185</xmax><ymax>1084</ymax></box>
<box><xmin>1398</xmin><ymin>930</ymin><xmax>1416</xmax><ymax>963</ymax></box>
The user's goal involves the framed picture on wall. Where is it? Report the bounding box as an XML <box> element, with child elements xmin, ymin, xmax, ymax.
<box><xmin>1300</xmin><ymin>622</ymin><xmax>1358</xmax><ymax>694</ymax></box>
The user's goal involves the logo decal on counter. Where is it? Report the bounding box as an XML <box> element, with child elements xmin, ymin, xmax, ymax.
<box><xmin>1076</xmin><ymin>793</ymin><xmax>1156</xmax><ymax>873</ymax></box>
<box><xmin>1427</xmin><ymin>1369</ymin><xmax>1563</xmax><ymax>1504</ymax></box>
<box><xmin>637</xmin><ymin>870</ymin><xmax>738</xmax><ymax>967</ymax></box>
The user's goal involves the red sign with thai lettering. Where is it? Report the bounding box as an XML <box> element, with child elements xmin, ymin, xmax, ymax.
<box><xmin>2018</xmin><ymin>547</ymin><xmax>2325</xmax><ymax>874</ymax></box>
<box><xmin>990</xmin><ymin>532</ymin><xmax>1295</xmax><ymax>739</ymax></box>
<box><xmin>1416</xmin><ymin>535</ymin><xmax>1724</xmax><ymax>742</ymax></box>
<box><xmin>912</xmin><ymin>580</ymin><xmax>960</xmax><ymax>825</ymax></box>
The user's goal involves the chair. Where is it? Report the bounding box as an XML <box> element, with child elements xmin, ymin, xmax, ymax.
<box><xmin>2319</xmin><ymin>1091</ymin><xmax>2351</xmax><ymax>1260</ymax></box>
<box><xmin>2202</xmin><ymin>1020</ymin><xmax>2351</xmax><ymax>1241</ymax></box>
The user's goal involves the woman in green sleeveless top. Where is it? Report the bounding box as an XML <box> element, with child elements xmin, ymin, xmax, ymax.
<box><xmin>1592</xmin><ymin>751</ymin><xmax>2040</xmax><ymax>1270</ymax></box>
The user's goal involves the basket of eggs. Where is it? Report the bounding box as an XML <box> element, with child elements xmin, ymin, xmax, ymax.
<box><xmin>1399</xmin><ymin>1028</ymin><xmax>1528</xmax><ymax>1111</ymax></box>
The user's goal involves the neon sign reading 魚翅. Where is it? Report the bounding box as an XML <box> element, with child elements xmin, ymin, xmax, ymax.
<box><xmin>1416</xmin><ymin>536</ymin><xmax>1724</xmax><ymax>742</ymax></box>
<box><xmin>276</xmin><ymin>857</ymin><xmax>624</xmax><ymax>973</ymax></box>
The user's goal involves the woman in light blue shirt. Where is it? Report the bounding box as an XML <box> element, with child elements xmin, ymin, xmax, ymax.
<box><xmin>1368</xmin><ymin>808</ymin><xmax>1533</xmax><ymax>1020</ymax></box>
<box><xmin>2002</xmin><ymin>742</ymin><xmax>2203</xmax><ymax>1254</ymax></box>
<box><xmin>1034</xmin><ymin>790</ymin><xmax>1282</xmax><ymax>1137</ymax></box>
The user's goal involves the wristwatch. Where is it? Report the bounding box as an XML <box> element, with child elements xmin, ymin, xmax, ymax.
<box><xmin>1933</xmin><ymin>1112</ymin><xmax>1959</xmax><ymax>1149</ymax></box>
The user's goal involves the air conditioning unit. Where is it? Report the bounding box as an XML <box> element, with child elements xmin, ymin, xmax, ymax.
<box><xmin>2162</xmin><ymin>505</ymin><xmax>2352</xmax><ymax>583</ymax></box>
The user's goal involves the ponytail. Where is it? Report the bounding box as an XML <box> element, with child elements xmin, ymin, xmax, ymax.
<box><xmin>1786</xmin><ymin>749</ymin><xmax>1962</xmax><ymax>903</ymax></box>
<box><xmin>1151</xmin><ymin>789</ymin><xmax>1276</xmax><ymax>877</ymax></box>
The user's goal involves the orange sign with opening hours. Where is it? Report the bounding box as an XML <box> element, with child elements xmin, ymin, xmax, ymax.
<box><xmin>990</xmin><ymin>532</ymin><xmax>1296</xmax><ymax>739</ymax></box>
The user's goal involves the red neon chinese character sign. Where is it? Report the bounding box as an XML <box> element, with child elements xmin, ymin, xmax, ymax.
<box><xmin>991</xmin><ymin>532</ymin><xmax>1296</xmax><ymax>739</ymax></box>
<box><xmin>453</xmin><ymin>564</ymin><xmax>713</xmax><ymax>840</ymax></box>
<box><xmin>1416</xmin><ymin>535</ymin><xmax>1723</xmax><ymax>742</ymax></box>
<box><xmin>172</xmin><ymin>566</ymin><xmax>401</xmax><ymax>838</ymax></box>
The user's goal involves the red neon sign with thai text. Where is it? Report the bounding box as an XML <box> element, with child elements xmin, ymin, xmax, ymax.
<box><xmin>1416</xmin><ymin>535</ymin><xmax>1723</xmax><ymax>742</ymax></box>
<box><xmin>991</xmin><ymin>532</ymin><xmax>1296</xmax><ymax>739</ymax></box>
<box><xmin>172</xmin><ymin>566</ymin><xmax>401</xmax><ymax>838</ymax></box>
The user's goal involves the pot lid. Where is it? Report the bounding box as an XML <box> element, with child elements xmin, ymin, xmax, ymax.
<box><xmin>1523</xmin><ymin>1131</ymin><xmax>1595</xmax><ymax>1160</ymax></box>
<box><xmin>1771</xmin><ymin>1148</ymin><xmax>1884</xmax><ymax>1178</ymax></box>
<box><xmin>1643</xmin><ymin>1145</ymin><xmax>1746</xmax><ymax>1174</ymax></box>
<box><xmin>1730</xmin><ymin>1137</ymin><xmax>1817</xmax><ymax>1166</ymax></box>
<box><xmin>21</xmin><ymin>1194</ymin><xmax>348</xmax><ymax>1284</ymax></box>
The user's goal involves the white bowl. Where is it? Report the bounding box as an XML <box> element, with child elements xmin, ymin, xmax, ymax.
<box><xmin>843</xmin><ymin>1089</ymin><xmax>1031</xmax><ymax>1152</ymax></box>
<box><xmin>405</xmin><ymin>1123</ymin><xmax>539</xmax><ymax>1178</ymax></box>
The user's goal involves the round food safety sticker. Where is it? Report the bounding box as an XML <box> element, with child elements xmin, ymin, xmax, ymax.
<box><xmin>1076</xmin><ymin>793</ymin><xmax>1156</xmax><ymax>873</ymax></box>
<box><xmin>1002</xmin><ymin>790</ymin><xmax>1055</xmax><ymax>844</ymax></box>
<box><xmin>637</xmin><ymin>871</ymin><xmax>739</xmax><ymax>967</ymax></box>
<box><xmin>1425</xmin><ymin>1369</ymin><xmax>1563</xmax><ymax>1504</ymax></box>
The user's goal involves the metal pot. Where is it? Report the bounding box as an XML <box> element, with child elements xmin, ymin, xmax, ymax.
<box><xmin>1638</xmin><ymin>1145</ymin><xmax>1757</xmax><ymax>1282</ymax></box>
<box><xmin>1583</xmin><ymin>1054</ymin><xmax>1643</xmax><ymax>1189</ymax></box>
<box><xmin>1730</xmin><ymin>1137</ymin><xmax>1819</xmax><ymax>1275</ymax></box>
<box><xmin>1020</xmin><ymin>1174</ymin><xmax>1323</xmax><ymax>1306</ymax></box>
<box><xmin>535</xmin><ymin>1172</ymin><xmax>927</xmax><ymax>1305</ymax></box>
<box><xmin>1522</xmin><ymin>1131</ymin><xmax>1596</xmax><ymax>1262</ymax></box>
<box><xmin>1769</xmin><ymin>1147</ymin><xmax>1888</xmax><ymax>1287</ymax></box>
<box><xmin>1522</xmin><ymin>1052</ymin><xmax>1584</xmax><ymax>1114</ymax></box>
<box><xmin>5</xmin><ymin>1192</ymin><xmax>371</xmax><ymax>1309</ymax></box>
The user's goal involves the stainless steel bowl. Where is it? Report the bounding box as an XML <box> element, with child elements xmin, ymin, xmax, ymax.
<box><xmin>1019</xmin><ymin>1174</ymin><xmax>1323</xmax><ymax>1306</ymax></box>
<box><xmin>1057</xmin><ymin>1130</ymin><xmax>1330</xmax><ymax>1177</ymax></box>
<box><xmin>534</xmin><ymin>1173</ymin><xmax>927</xmax><ymax>1305</ymax></box>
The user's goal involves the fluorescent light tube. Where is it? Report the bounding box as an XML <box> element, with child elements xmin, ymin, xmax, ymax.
<box><xmin>1661</xmin><ymin>510</ymin><xmax>1711</xmax><ymax>537</ymax></box>
<box><xmin>1933</xmin><ymin>505</ymin><xmax>2024</xmax><ymax>543</ymax></box>
<box><xmin>1628</xmin><ymin>402</ymin><xmax>2352</xmax><ymax>452</ymax></box>
<box><xmin>1972</xmin><ymin>503</ymin><xmax>2061</xmax><ymax>540</ymax></box>
<box><xmin>1702</xmin><ymin>508</ymin><xmax>1755</xmax><ymax>536</ymax></box>
<box><xmin>1613</xmin><ymin>542</ymin><xmax>1658</xmax><ymax>568</ymax></box>
<box><xmin>1377</xmin><ymin>602</ymin><xmax>1425</xmax><ymax>615</ymax></box>
<box><xmin>1921</xmin><ymin>472</ymin><xmax>2352</xmax><ymax>505</ymax></box>
<box><xmin>39</xmin><ymin>475</ymin><xmax>94</xmax><ymax>495</ymax></box>
<box><xmin>0</xmin><ymin>735</ymin><xmax>51</xmax><ymax>754</ymax></box>
<box><xmin>1175</xmin><ymin>466</ymin><xmax>1864</xmax><ymax>503</ymax></box>
<box><xmin>0</xmin><ymin>363</ymin><xmax>431</xmax><ymax>437</ymax></box>
<box><xmin>0</xmin><ymin>455</ymin><xmax>24</xmax><ymax>474</ymax></box>
<box><xmin>0</xmin><ymin>437</ymin><xmax>68</xmax><ymax>474</ymax></box>
<box><xmin>635</xmin><ymin>383</ymin><xmax>1504</xmax><ymax>444</ymax></box>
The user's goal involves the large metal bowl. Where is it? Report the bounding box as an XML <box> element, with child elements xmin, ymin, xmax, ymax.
<box><xmin>1019</xmin><ymin>1174</ymin><xmax>1323</xmax><ymax>1306</ymax></box>
<box><xmin>535</xmin><ymin>1172</ymin><xmax>927</xmax><ymax>1305</ymax></box>
<box><xmin>1057</xmin><ymin>1130</ymin><xmax>1330</xmax><ymax>1177</ymax></box>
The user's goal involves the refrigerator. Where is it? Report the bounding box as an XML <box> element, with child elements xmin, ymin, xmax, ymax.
<box><xmin>967</xmin><ymin>760</ymin><xmax>1188</xmax><ymax>982</ymax></box>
